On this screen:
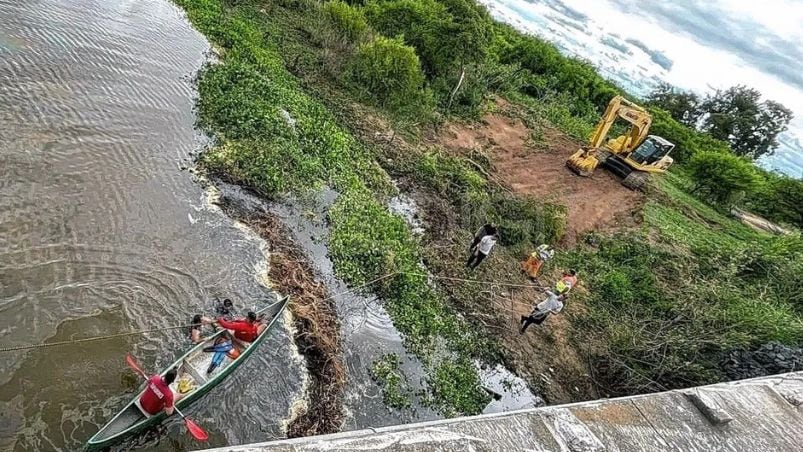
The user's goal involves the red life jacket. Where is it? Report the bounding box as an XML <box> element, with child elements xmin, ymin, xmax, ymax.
<box><xmin>139</xmin><ymin>375</ymin><xmax>174</xmax><ymax>415</ymax></box>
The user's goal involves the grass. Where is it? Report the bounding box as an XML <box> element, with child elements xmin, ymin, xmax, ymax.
<box><xmin>554</xmin><ymin>170</ymin><xmax>803</xmax><ymax>395</ymax></box>
<box><xmin>177</xmin><ymin>0</ymin><xmax>491</xmax><ymax>416</ymax></box>
<box><xmin>177</xmin><ymin>0</ymin><xmax>803</xmax><ymax>409</ymax></box>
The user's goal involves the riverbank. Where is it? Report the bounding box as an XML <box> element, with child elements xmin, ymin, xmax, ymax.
<box><xmin>175</xmin><ymin>0</ymin><xmax>507</xmax><ymax>417</ymax></box>
<box><xmin>216</xmin><ymin>194</ymin><xmax>345</xmax><ymax>437</ymax></box>
<box><xmin>175</xmin><ymin>0</ymin><xmax>803</xmax><ymax>431</ymax></box>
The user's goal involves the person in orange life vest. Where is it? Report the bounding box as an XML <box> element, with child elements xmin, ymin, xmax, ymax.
<box><xmin>215</xmin><ymin>311</ymin><xmax>266</xmax><ymax>343</ymax></box>
<box><xmin>139</xmin><ymin>368</ymin><xmax>177</xmax><ymax>415</ymax></box>
<box><xmin>521</xmin><ymin>244</ymin><xmax>555</xmax><ymax>280</ymax></box>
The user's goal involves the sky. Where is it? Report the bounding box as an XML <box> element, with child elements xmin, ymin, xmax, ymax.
<box><xmin>480</xmin><ymin>0</ymin><xmax>803</xmax><ymax>178</ymax></box>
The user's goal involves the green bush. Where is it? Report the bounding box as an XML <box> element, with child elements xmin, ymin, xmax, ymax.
<box><xmin>688</xmin><ymin>151</ymin><xmax>763</xmax><ymax>205</ymax></box>
<box><xmin>364</xmin><ymin>0</ymin><xmax>491</xmax><ymax>78</ymax></box>
<box><xmin>744</xmin><ymin>172</ymin><xmax>803</xmax><ymax>228</ymax></box>
<box><xmin>348</xmin><ymin>36</ymin><xmax>428</xmax><ymax>111</ymax></box>
<box><xmin>427</xmin><ymin>358</ymin><xmax>490</xmax><ymax>417</ymax></box>
<box><xmin>369</xmin><ymin>354</ymin><xmax>412</xmax><ymax>409</ymax></box>
<box><xmin>323</xmin><ymin>1</ymin><xmax>369</xmax><ymax>42</ymax></box>
<box><xmin>648</xmin><ymin>107</ymin><xmax>731</xmax><ymax>163</ymax></box>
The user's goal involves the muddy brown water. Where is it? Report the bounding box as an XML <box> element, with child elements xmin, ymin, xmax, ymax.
<box><xmin>0</xmin><ymin>1</ymin><xmax>302</xmax><ymax>450</ymax></box>
<box><xmin>0</xmin><ymin>1</ymin><xmax>540</xmax><ymax>450</ymax></box>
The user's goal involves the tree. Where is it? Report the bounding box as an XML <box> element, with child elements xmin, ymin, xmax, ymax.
<box><xmin>772</xmin><ymin>177</ymin><xmax>803</xmax><ymax>228</ymax></box>
<box><xmin>699</xmin><ymin>85</ymin><xmax>793</xmax><ymax>160</ymax></box>
<box><xmin>745</xmin><ymin>173</ymin><xmax>803</xmax><ymax>228</ymax></box>
<box><xmin>646</xmin><ymin>83</ymin><xmax>701</xmax><ymax>127</ymax></box>
<box><xmin>688</xmin><ymin>151</ymin><xmax>763</xmax><ymax>205</ymax></box>
<box><xmin>348</xmin><ymin>36</ymin><xmax>427</xmax><ymax>111</ymax></box>
<box><xmin>363</xmin><ymin>0</ymin><xmax>491</xmax><ymax>77</ymax></box>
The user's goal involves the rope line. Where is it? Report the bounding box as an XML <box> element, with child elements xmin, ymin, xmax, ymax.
<box><xmin>0</xmin><ymin>324</ymin><xmax>197</xmax><ymax>353</ymax></box>
<box><xmin>0</xmin><ymin>270</ymin><xmax>546</xmax><ymax>352</ymax></box>
<box><xmin>0</xmin><ymin>299</ymin><xmax>285</xmax><ymax>353</ymax></box>
<box><xmin>405</xmin><ymin>272</ymin><xmax>547</xmax><ymax>290</ymax></box>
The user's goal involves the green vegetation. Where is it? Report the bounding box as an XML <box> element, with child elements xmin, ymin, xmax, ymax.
<box><xmin>744</xmin><ymin>173</ymin><xmax>803</xmax><ymax>229</ymax></box>
<box><xmin>427</xmin><ymin>358</ymin><xmax>490</xmax><ymax>416</ymax></box>
<box><xmin>403</xmin><ymin>151</ymin><xmax>565</xmax><ymax>247</ymax></box>
<box><xmin>687</xmin><ymin>151</ymin><xmax>762</xmax><ymax>205</ymax></box>
<box><xmin>177</xmin><ymin>0</ymin><xmax>490</xmax><ymax>415</ymax></box>
<box><xmin>177</xmin><ymin>0</ymin><xmax>802</xmax><ymax>411</ymax></box>
<box><xmin>369</xmin><ymin>354</ymin><xmax>412</xmax><ymax>409</ymax></box>
<box><xmin>348</xmin><ymin>36</ymin><xmax>428</xmax><ymax>111</ymax></box>
<box><xmin>323</xmin><ymin>1</ymin><xmax>369</xmax><ymax>42</ymax></box>
<box><xmin>558</xmin><ymin>173</ymin><xmax>803</xmax><ymax>394</ymax></box>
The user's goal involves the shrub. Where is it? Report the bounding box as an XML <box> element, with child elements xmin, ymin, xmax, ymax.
<box><xmin>322</xmin><ymin>1</ymin><xmax>369</xmax><ymax>42</ymax></box>
<box><xmin>348</xmin><ymin>36</ymin><xmax>427</xmax><ymax>111</ymax></box>
<box><xmin>688</xmin><ymin>151</ymin><xmax>763</xmax><ymax>205</ymax></box>
<box><xmin>744</xmin><ymin>172</ymin><xmax>803</xmax><ymax>229</ymax></box>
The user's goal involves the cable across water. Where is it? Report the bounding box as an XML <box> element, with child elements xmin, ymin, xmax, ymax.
<box><xmin>0</xmin><ymin>271</ymin><xmax>546</xmax><ymax>352</ymax></box>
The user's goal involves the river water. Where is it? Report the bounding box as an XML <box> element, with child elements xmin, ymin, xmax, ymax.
<box><xmin>0</xmin><ymin>1</ymin><xmax>541</xmax><ymax>450</ymax></box>
<box><xmin>0</xmin><ymin>1</ymin><xmax>302</xmax><ymax>450</ymax></box>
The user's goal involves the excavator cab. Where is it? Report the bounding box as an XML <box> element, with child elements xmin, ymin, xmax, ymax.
<box><xmin>628</xmin><ymin>135</ymin><xmax>674</xmax><ymax>167</ymax></box>
<box><xmin>566</xmin><ymin>96</ymin><xmax>674</xmax><ymax>190</ymax></box>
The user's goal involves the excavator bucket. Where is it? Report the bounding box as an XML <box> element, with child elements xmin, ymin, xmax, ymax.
<box><xmin>566</xmin><ymin>148</ymin><xmax>599</xmax><ymax>177</ymax></box>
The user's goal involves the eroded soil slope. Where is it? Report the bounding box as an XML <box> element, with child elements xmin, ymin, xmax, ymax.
<box><xmin>435</xmin><ymin>113</ymin><xmax>643</xmax><ymax>244</ymax></box>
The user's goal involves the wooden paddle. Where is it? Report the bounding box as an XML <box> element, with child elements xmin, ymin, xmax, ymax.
<box><xmin>125</xmin><ymin>354</ymin><xmax>209</xmax><ymax>442</ymax></box>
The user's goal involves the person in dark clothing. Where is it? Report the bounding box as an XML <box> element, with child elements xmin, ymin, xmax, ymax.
<box><xmin>469</xmin><ymin>223</ymin><xmax>496</xmax><ymax>252</ymax></box>
<box><xmin>519</xmin><ymin>309</ymin><xmax>549</xmax><ymax>333</ymax></box>
<box><xmin>215</xmin><ymin>298</ymin><xmax>234</xmax><ymax>318</ymax></box>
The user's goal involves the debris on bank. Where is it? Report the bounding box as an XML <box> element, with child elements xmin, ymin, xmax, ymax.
<box><xmin>217</xmin><ymin>195</ymin><xmax>346</xmax><ymax>437</ymax></box>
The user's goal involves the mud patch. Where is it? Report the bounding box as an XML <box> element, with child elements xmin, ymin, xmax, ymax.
<box><xmin>433</xmin><ymin>112</ymin><xmax>644</xmax><ymax>245</ymax></box>
<box><xmin>216</xmin><ymin>194</ymin><xmax>345</xmax><ymax>437</ymax></box>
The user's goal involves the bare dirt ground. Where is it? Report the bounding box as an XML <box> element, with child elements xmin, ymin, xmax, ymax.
<box><xmin>435</xmin><ymin>112</ymin><xmax>644</xmax><ymax>245</ymax></box>
<box><xmin>339</xmin><ymin>98</ymin><xmax>637</xmax><ymax>404</ymax></box>
<box><xmin>416</xmin><ymin>200</ymin><xmax>599</xmax><ymax>404</ymax></box>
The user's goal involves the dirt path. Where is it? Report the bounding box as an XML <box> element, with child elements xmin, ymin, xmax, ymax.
<box><xmin>435</xmin><ymin>113</ymin><xmax>644</xmax><ymax>244</ymax></box>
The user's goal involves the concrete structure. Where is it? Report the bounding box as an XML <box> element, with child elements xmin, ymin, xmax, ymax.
<box><xmin>200</xmin><ymin>372</ymin><xmax>803</xmax><ymax>451</ymax></box>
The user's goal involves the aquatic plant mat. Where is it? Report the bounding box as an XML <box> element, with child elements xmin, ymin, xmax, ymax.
<box><xmin>218</xmin><ymin>196</ymin><xmax>345</xmax><ymax>437</ymax></box>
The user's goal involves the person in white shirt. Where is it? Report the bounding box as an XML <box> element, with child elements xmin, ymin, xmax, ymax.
<box><xmin>519</xmin><ymin>290</ymin><xmax>563</xmax><ymax>333</ymax></box>
<box><xmin>466</xmin><ymin>231</ymin><xmax>498</xmax><ymax>270</ymax></box>
<box><xmin>519</xmin><ymin>270</ymin><xmax>577</xmax><ymax>333</ymax></box>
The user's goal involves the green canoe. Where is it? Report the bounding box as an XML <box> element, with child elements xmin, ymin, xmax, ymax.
<box><xmin>85</xmin><ymin>296</ymin><xmax>290</xmax><ymax>450</ymax></box>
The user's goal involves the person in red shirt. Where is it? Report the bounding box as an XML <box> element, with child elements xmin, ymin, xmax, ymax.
<box><xmin>139</xmin><ymin>368</ymin><xmax>177</xmax><ymax>416</ymax></box>
<box><xmin>216</xmin><ymin>311</ymin><xmax>265</xmax><ymax>343</ymax></box>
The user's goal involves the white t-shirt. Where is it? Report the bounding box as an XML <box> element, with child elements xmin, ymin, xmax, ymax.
<box><xmin>477</xmin><ymin>235</ymin><xmax>497</xmax><ymax>255</ymax></box>
<box><xmin>535</xmin><ymin>291</ymin><xmax>563</xmax><ymax>315</ymax></box>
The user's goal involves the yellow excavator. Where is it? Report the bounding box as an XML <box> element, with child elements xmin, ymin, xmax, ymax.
<box><xmin>566</xmin><ymin>95</ymin><xmax>675</xmax><ymax>190</ymax></box>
